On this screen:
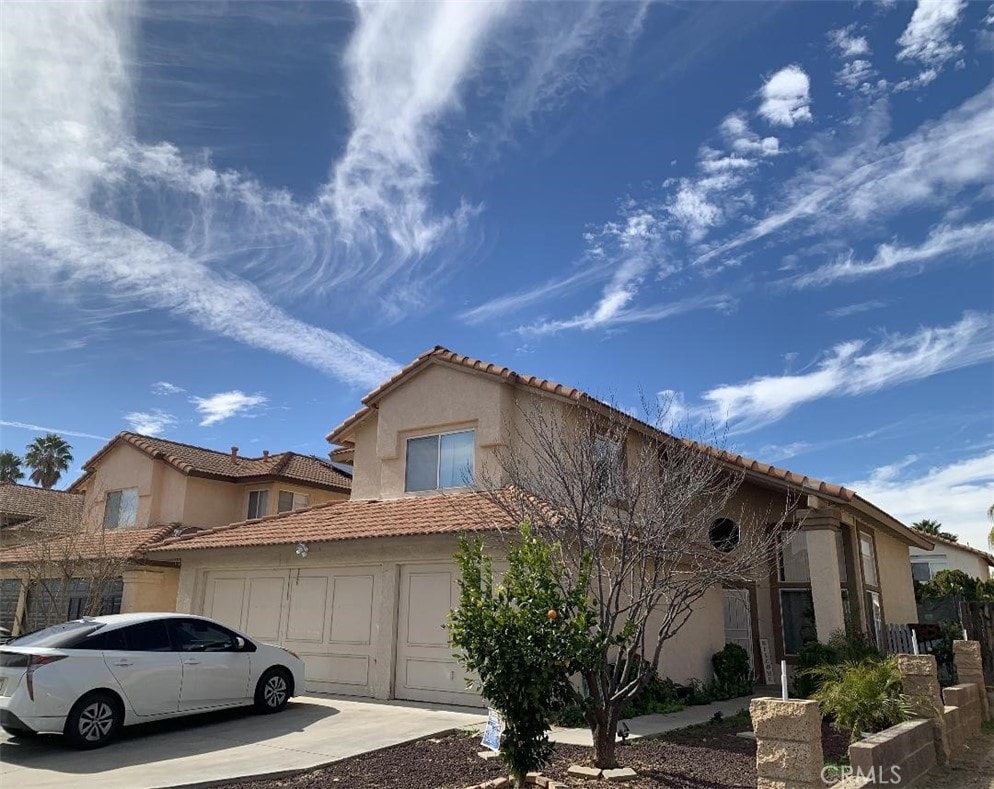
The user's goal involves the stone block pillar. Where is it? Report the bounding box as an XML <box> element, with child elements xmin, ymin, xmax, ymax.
<box><xmin>750</xmin><ymin>697</ymin><xmax>824</xmax><ymax>788</ymax></box>
<box><xmin>799</xmin><ymin>508</ymin><xmax>846</xmax><ymax>642</ymax></box>
<box><xmin>953</xmin><ymin>640</ymin><xmax>990</xmax><ymax>721</ymax></box>
<box><xmin>897</xmin><ymin>655</ymin><xmax>950</xmax><ymax>765</ymax></box>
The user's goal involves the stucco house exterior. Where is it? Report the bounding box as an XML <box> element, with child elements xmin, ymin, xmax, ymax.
<box><xmin>910</xmin><ymin>533</ymin><xmax>994</xmax><ymax>582</ymax></box>
<box><xmin>0</xmin><ymin>434</ymin><xmax>351</xmax><ymax>635</ymax></box>
<box><xmin>147</xmin><ymin>346</ymin><xmax>933</xmax><ymax>706</ymax></box>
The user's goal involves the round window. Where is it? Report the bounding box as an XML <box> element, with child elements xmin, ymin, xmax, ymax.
<box><xmin>709</xmin><ymin>518</ymin><xmax>739</xmax><ymax>552</ymax></box>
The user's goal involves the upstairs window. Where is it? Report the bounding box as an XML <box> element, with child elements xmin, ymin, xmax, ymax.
<box><xmin>103</xmin><ymin>488</ymin><xmax>138</xmax><ymax>529</ymax></box>
<box><xmin>278</xmin><ymin>490</ymin><xmax>310</xmax><ymax>513</ymax></box>
<box><xmin>405</xmin><ymin>430</ymin><xmax>475</xmax><ymax>492</ymax></box>
<box><xmin>860</xmin><ymin>532</ymin><xmax>878</xmax><ymax>587</ymax></box>
<box><xmin>247</xmin><ymin>489</ymin><xmax>269</xmax><ymax>520</ymax></box>
<box><xmin>593</xmin><ymin>436</ymin><xmax>624</xmax><ymax>496</ymax></box>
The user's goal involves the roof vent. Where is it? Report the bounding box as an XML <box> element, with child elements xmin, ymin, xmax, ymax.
<box><xmin>231</xmin><ymin>446</ymin><xmax>239</xmax><ymax>460</ymax></box>
<box><xmin>262</xmin><ymin>450</ymin><xmax>270</xmax><ymax>458</ymax></box>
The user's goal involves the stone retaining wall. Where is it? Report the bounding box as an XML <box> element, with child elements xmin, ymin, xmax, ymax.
<box><xmin>847</xmin><ymin>719</ymin><xmax>935</xmax><ymax>787</ymax></box>
<box><xmin>942</xmin><ymin>683</ymin><xmax>982</xmax><ymax>752</ymax></box>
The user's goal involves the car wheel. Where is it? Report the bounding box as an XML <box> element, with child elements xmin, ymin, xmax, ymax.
<box><xmin>254</xmin><ymin>667</ymin><xmax>292</xmax><ymax>713</ymax></box>
<box><xmin>1</xmin><ymin>724</ymin><xmax>38</xmax><ymax>738</ymax></box>
<box><xmin>65</xmin><ymin>691</ymin><xmax>122</xmax><ymax>749</ymax></box>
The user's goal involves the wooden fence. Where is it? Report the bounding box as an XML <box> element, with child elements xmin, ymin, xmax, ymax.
<box><xmin>960</xmin><ymin>601</ymin><xmax>994</xmax><ymax>686</ymax></box>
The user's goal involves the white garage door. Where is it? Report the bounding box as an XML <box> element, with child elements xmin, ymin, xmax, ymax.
<box><xmin>203</xmin><ymin>567</ymin><xmax>378</xmax><ymax>696</ymax></box>
<box><xmin>394</xmin><ymin>563</ymin><xmax>480</xmax><ymax>706</ymax></box>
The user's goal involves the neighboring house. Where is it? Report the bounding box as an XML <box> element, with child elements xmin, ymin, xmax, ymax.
<box><xmin>68</xmin><ymin>432</ymin><xmax>353</xmax><ymax>530</ymax></box>
<box><xmin>150</xmin><ymin>346</ymin><xmax>933</xmax><ymax>706</ymax></box>
<box><xmin>910</xmin><ymin>533</ymin><xmax>994</xmax><ymax>582</ymax></box>
<box><xmin>1</xmin><ymin>482</ymin><xmax>84</xmax><ymax>546</ymax></box>
<box><xmin>0</xmin><ymin>433</ymin><xmax>352</xmax><ymax>635</ymax></box>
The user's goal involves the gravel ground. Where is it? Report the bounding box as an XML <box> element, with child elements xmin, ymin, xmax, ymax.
<box><xmin>228</xmin><ymin>713</ymin><xmax>850</xmax><ymax>789</ymax></box>
<box><xmin>920</xmin><ymin>730</ymin><xmax>994</xmax><ymax>789</ymax></box>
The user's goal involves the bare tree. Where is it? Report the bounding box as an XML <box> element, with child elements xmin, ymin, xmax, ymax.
<box><xmin>475</xmin><ymin>395</ymin><xmax>795</xmax><ymax>769</ymax></box>
<box><xmin>6</xmin><ymin>499</ymin><xmax>134</xmax><ymax>634</ymax></box>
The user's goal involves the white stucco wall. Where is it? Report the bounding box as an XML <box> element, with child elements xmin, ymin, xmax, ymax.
<box><xmin>909</xmin><ymin>544</ymin><xmax>991</xmax><ymax>581</ymax></box>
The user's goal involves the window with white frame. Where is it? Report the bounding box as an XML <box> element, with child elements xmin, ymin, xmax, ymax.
<box><xmin>103</xmin><ymin>488</ymin><xmax>138</xmax><ymax>529</ymax></box>
<box><xmin>405</xmin><ymin>430</ymin><xmax>475</xmax><ymax>492</ymax></box>
<box><xmin>278</xmin><ymin>490</ymin><xmax>310</xmax><ymax>513</ymax></box>
<box><xmin>247</xmin><ymin>489</ymin><xmax>269</xmax><ymax>519</ymax></box>
<box><xmin>910</xmin><ymin>555</ymin><xmax>948</xmax><ymax>582</ymax></box>
<box><xmin>859</xmin><ymin>532</ymin><xmax>878</xmax><ymax>587</ymax></box>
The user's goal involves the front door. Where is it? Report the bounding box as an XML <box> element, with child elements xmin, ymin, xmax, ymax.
<box><xmin>722</xmin><ymin>588</ymin><xmax>755</xmax><ymax>672</ymax></box>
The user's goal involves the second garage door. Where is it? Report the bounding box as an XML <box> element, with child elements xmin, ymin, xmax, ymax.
<box><xmin>394</xmin><ymin>563</ymin><xmax>480</xmax><ymax>706</ymax></box>
<box><xmin>203</xmin><ymin>567</ymin><xmax>379</xmax><ymax>696</ymax></box>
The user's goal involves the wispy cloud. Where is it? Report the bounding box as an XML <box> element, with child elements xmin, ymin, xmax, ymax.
<box><xmin>829</xmin><ymin>25</ymin><xmax>871</xmax><ymax>58</ymax></box>
<box><xmin>518</xmin><ymin>293</ymin><xmax>734</xmax><ymax>337</ymax></box>
<box><xmin>151</xmin><ymin>381</ymin><xmax>184</xmax><ymax>396</ymax></box>
<box><xmin>757</xmin><ymin>65</ymin><xmax>812</xmax><ymax>127</ymax></box>
<box><xmin>697</xmin><ymin>313</ymin><xmax>994</xmax><ymax>432</ymax></box>
<box><xmin>846</xmin><ymin>449</ymin><xmax>994</xmax><ymax>547</ymax></box>
<box><xmin>191</xmin><ymin>391</ymin><xmax>268</xmax><ymax>427</ymax></box>
<box><xmin>697</xmin><ymin>85</ymin><xmax>994</xmax><ymax>266</ymax></box>
<box><xmin>1</xmin><ymin>2</ymin><xmax>647</xmax><ymax>378</ymax></box>
<box><xmin>0</xmin><ymin>420</ymin><xmax>109</xmax><ymax>442</ymax></box>
<box><xmin>897</xmin><ymin>0</ymin><xmax>966</xmax><ymax>67</ymax></box>
<box><xmin>825</xmin><ymin>300</ymin><xmax>889</xmax><ymax>319</ymax></box>
<box><xmin>793</xmin><ymin>219</ymin><xmax>994</xmax><ymax>288</ymax></box>
<box><xmin>123</xmin><ymin>410</ymin><xmax>177</xmax><ymax>435</ymax></box>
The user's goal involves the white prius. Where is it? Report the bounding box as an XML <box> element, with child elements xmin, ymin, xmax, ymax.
<box><xmin>0</xmin><ymin>612</ymin><xmax>305</xmax><ymax>748</ymax></box>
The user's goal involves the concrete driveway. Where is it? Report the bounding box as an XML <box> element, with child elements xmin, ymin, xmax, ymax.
<box><xmin>0</xmin><ymin>695</ymin><xmax>488</xmax><ymax>789</ymax></box>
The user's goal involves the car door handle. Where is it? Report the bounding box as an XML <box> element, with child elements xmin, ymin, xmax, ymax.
<box><xmin>182</xmin><ymin>659</ymin><xmax>201</xmax><ymax>665</ymax></box>
<box><xmin>112</xmin><ymin>660</ymin><xmax>133</xmax><ymax>667</ymax></box>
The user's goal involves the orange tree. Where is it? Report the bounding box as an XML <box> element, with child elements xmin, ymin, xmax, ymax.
<box><xmin>448</xmin><ymin>524</ymin><xmax>600</xmax><ymax>787</ymax></box>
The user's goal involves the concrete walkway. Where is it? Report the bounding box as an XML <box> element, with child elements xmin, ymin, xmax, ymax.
<box><xmin>0</xmin><ymin>695</ymin><xmax>488</xmax><ymax>789</ymax></box>
<box><xmin>548</xmin><ymin>694</ymin><xmax>757</xmax><ymax>746</ymax></box>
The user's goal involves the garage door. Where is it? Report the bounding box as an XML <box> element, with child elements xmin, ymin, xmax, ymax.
<box><xmin>203</xmin><ymin>567</ymin><xmax>378</xmax><ymax>696</ymax></box>
<box><xmin>394</xmin><ymin>563</ymin><xmax>480</xmax><ymax>706</ymax></box>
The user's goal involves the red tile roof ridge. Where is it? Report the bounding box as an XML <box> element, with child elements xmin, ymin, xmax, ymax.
<box><xmin>0</xmin><ymin>482</ymin><xmax>83</xmax><ymax>496</ymax></box>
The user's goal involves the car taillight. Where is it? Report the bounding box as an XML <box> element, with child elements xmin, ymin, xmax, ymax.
<box><xmin>26</xmin><ymin>654</ymin><xmax>67</xmax><ymax>701</ymax></box>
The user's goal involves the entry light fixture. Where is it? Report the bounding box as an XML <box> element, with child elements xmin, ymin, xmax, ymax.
<box><xmin>295</xmin><ymin>542</ymin><xmax>309</xmax><ymax>558</ymax></box>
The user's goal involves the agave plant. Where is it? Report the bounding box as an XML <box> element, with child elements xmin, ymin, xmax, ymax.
<box><xmin>808</xmin><ymin>657</ymin><xmax>914</xmax><ymax>743</ymax></box>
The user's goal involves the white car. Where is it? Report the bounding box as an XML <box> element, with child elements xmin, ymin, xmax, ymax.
<box><xmin>0</xmin><ymin>612</ymin><xmax>305</xmax><ymax>748</ymax></box>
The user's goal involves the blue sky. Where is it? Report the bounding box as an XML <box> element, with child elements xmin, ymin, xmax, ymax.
<box><xmin>2</xmin><ymin>1</ymin><xmax>992</xmax><ymax>546</ymax></box>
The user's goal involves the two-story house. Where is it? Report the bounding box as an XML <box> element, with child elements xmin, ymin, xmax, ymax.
<box><xmin>0</xmin><ymin>433</ymin><xmax>351</xmax><ymax>635</ymax></box>
<box><xmin>150</xmin><ymin>347</ymin><xmax>932</xmax><ymax>706</ymax></box>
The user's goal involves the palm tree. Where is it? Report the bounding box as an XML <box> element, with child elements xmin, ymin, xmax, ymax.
<box><xmin>24</xmin><ymin>434</ymin><xmax>73</xmax><ymax>489</ymax></box>
<box><xmin>988</xmin><ymin>503</ymin><xmax>994</xmax><ymax>548</ymax></box>
<box><xmin>0</xmin><ymin>450</ymin><xmax>24</xmax><ymax>483</ymax></box>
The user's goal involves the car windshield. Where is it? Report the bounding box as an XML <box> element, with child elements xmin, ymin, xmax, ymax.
<box><xmin>8</xmin><ymin>620</ymin><xmax>102</xmax><ymax>647</ymax></box>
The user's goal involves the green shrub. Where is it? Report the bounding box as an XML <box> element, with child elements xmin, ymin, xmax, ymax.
<box><xmin>810</xmin><ymin>657</ymin><xmax>914</xmax><ymax>743</ymax></box>
<box><xmin>792</xmin><ymin>640</ymin><xmax>838</xmax><ymax>698</ymax></box>
<box><xmin>711</xmin><ymin>643</ymin><xmax>753</xmax><ymax>699</ymax></box>
<box><xmin>448</xmin><ymin>524</ymin><xmax>598</xmax><ymax>787</ymax></box>
<box><xmin>827</xmin><ymin>626</ymin><xmax>881</xmax><ymax>663</ymax></box>
<box><xmin>550</xmin><ymin>670</ymin><xmax>684</xmax><ymax>726</ymax></box>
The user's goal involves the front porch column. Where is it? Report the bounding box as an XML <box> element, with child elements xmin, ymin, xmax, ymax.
<box><xmin>800</xmin><ymin>508</ymin><xmax>846</xmax><ymax>643</ymax></box>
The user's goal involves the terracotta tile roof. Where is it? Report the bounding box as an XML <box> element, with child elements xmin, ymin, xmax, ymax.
<box><xmin>75</xmin><ymin>433</ymin><xmax>351</xmax><ymax>492</ymax></box>
<box><xmin>326</xmin><ymin>346</ymin><xmax>855</xmax><ymax>500</ymax></box>
<box><xmin>918</xmin><ymin>531</ymin><xmax>994</xmax><ymax>566</ymax></box>
<box><xmin>149</xmin><ymin>492</ymin><xmax>516</xmax><ymax>552</ymax></box>
<box><xmin>0</xmin><ymin>524</ymin><xmax>174</xmax><ymax>565</ymax></box>
<box><xmin>0</xmin><ymin>483</ymin><xmax>85</xmax><ymax>533</ymax></box>
<box><xmin>324</xmin><ymin>346</ymin><xmax>930</xmax><ymax>548</ymax></box>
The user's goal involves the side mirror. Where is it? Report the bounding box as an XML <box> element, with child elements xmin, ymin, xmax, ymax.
<box><xmin>235</xmin><ymin>636</ymin><xmax>246</xmax><ymax>651</ymax></box>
